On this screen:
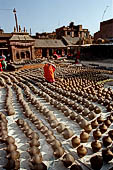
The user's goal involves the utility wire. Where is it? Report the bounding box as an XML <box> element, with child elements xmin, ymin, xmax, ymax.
<box><xmin>102</xmin><ymin>6</ymin><xmax>109</xmax><ymax>21</ymax></box>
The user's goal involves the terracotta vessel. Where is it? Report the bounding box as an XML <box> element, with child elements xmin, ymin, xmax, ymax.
<box><xmin>80</xmin><ymin>131</ymin><xmax>89</xmax><ymax>143</ymax></box>
<box><xmin>62</xmin><ymin>153</ymin><xmax>75</xmax><ymax>167</ymax></box>
<box><xmin>56</xmin><ymin>123</ymin><xmax>66</xmax><ymax>133</ymax></box>
<box><xmin>102</xmin><ymin>148</ymin><xmax>113</xmax><ymax>163</ymax></box>
<box><xmin>84</xmin><ymin>124</ymin><xmax>92</xmax><ymax>133</ymax></box>
<box><xmin>90</xmin><ymin>155</ymin><xmax>103</xmax><ymax>170</ymax></box>
<box><xmin>70</xmin><ymin>164</ymin><xmax>83</xmax><ymax>170</ymax></box>
<box><xmin>91</xmin><ymin>119</ymin><xmax>99</xmax><ymax>129</ymax></box>
<box><xmin>93</xmin><ymin>129</ymin><xmax>102</xmax><ymax>140</ymax></box>
<box><xmin>77</xmin><ymin>145</ymin><xmax>87</xmax><ymax>158</ymax></box>
<box><xmin>28</xmin><ymin>146</ymin><xmax>40</xmax><ymax>156</ymax></box>
<box><xmin>108</xmin><ymin>130</ymin><xmax>113</xmax><ymax>140</ymax></box>
<box><xmin>99</xmin><ymin>123</ymin><xmax>107</xmax><ymax>134</ymax></box>
<box><xmin>102</xmin><ymin>136</ymin><xmax>112</xmax><ymax>147</ymax></box>
<box><xmin>71</xmin><ymin>136</ymin><xmax>80</xmax><ymax>148</ymax></box>
<box><xmin>97</xmin><ymin>116</ymin><xmax>104</xmax><ymax>124</ymax></box>
<box><xmin>91</xmin><ymin>140</ymin><xmax>102</xmax><ymax>153</ymax></box>
<box><xmin>53</xmin><ymin>147</ymin><xmax>64</xmax><ymax>158</ymax></box>
<box><xmin>62</xmin><ymin>128</ymin><xmax>74</xmax><ymax>139</ymax></box>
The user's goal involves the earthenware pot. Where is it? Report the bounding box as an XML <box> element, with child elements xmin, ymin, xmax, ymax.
<box><xmin>77</xmin><ymin>145</ymin><xmax>87</xmax><ymax>158</ymax></box>
<box><xmin>93</xmin><ymin>129</ymin><xmax>102</xmax><ymax>140</ymax></box>
<box><xmin>62</xmin><ymin>153</ymin><xmax>75</xmax><ymax>167</ymax></box>
<box><xmin>71</xmin><ymin>136</ymin><xmax>80</xmax><ymax>148</ymax></box>
<box><xmin>91</xmin><ymin>140</ymin><xmax>102</xmax><ymax>153</ymax></box>
<box><xmin>80</xmin><ymin>131</ymin><xmax>89</xmax><ymax>143</ymax></box>
<box><xmin>90</xmin><ymin>155</ymin><xmax>103</xmax><ymax>170</ymax></box>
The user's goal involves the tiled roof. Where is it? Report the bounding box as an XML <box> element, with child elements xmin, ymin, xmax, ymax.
<box><xmin>62</xmin><ymin>36</ymin><xmax>80</xmax><ymax>45</ymax></box>
<box><xmin>10</xmin><ymin>34</ymin><xmax>34</xmax><ymax>41</ymax></box>
<box><xmin>0</xmin><ymin>33</ymin><xmax>12</xmax><ymax>38</ymax></box>
<box><xmin>35</xmin><ymin>39</ymin><xmax>66</xmax><ymax>48</ymax></box>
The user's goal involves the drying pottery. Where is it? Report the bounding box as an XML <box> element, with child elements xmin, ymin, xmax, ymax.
<box><xmin>71</xmin><ymin>136</ymin><xmax>80</xmax><ymax>148</ymax></box>
<box><xmin>88</xmin><ymin>111</ymin><xmax>96</xmax><ymax>120</ymax></box>
<box><xmin>28</xmin><ymin>146</ymin><xmax>40</xmax><ymax>156</ymax></box>
<box><xmin>99</xmin><ymin>123</ymin><xmax>107</xmax><ymax>134</ymax></box>
<box><xmin>77</xmin><ymin>145</ymin><xmax>87</xmax><ymax>158</ymax></box>
<box><xmin>53</xmin><ymin>146</ymin><xmax>64</xmax><ymax>158</ymax></box>
<box><xmin>30</xmin><ymin>162</ymin><xmax>47</xmax><ymax>170</ymax></box>
<box><xmin>56</xmin><ymin>123</ymin><xmax>66</xmax><ymax>133</ymax></box>
<box><xmin>62</xmin><ymin>153</ymin><xmax>75</xmax><ymax>167</ymax></box>
<box><xmin>108</xmin><ymin>130</ymin><xmax>113</xmax><ymax>140</ymax></box>
<box><xmin>51</xmin><ymin>139</ymin><xmax>62</xmax><ymax>149</ymax></box>
<box><xmin>84</xmin><ymin>124</ymin><xmax>92</xmax><ymax>133</ymax></box>
<box><xmin>102</xmin><ymin>136</ymin><xmax>112</xmax><ymax>147</ymax></box>
<box><xmin>102</xmin><ymin>148</ymin><xmax>113</xmax><ymax>163</ymax></box>
<box><xmin>97</xmin><ymin>116</ymin><xmax>104</xmax><ymax>124</ymax></box>
<box><xmin>91</xmin><ymin>140</ymin><xmax>102</xmax><ymax>153</ymax></box>
<box><xmin>6</xmin><ymin>136</ymin><xmax>15</xmax><ymax>144</ymax></box>
<box><xmin>3</xmin><ymin>159</ymin><xmax>20</xmax><ymax>170</ymax></box>
<box><xmin>91</xmin><ymin>119</ymin><xmax>99</xmax><ymax>129</ymax></box>
<box><xmin>90</xmin><ymin>155</ymin><xmax>103</xmax><ymax>170</ymax></box>
<box><xmin>104</xmin><ymin>119</ymin><xmax>111</xmax><ymax>127</ymax></box>
<box><xmin>93</xmin><ymin>129</ymin><xmax>102</xmax><ymax>140</ymax></box>
<box><xmin>70</xmin><ymin>164</ymin><xmax>83</xmax><ymax>170</ymax></box>
<box><xmin>29</xmin><ymin>139</ymin><xmax>40</xmax><ymax>147</ymax></box>
<box><xmin>80</xmin><ymin>131</ymin><xmax>89</xmax><ymax>143</ymax></box>
<box><xmin>62</xmin><ymin>128</ymin><xmax>74</xmax><ymax>139</ymax></box>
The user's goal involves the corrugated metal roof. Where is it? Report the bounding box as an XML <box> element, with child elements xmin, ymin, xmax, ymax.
<box><xmin>10</xmin><ymin>34</ymin><xmax>34</xmax><ymax>41</ymax></box>
<box><xmin>35</xmin><ymin>39</ymin><xmax>66</xmax><ymax>48</ymax></box>
<box><xmin>62</xmin><ymin>36</ymin><xmax>80</xmax><ymax>45</ymax></box>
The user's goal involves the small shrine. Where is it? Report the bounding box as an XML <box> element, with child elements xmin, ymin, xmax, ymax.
<box><xmin>9</xmin><ymin>26</ymin><xmax>35</xmax><ymax>62</ymax></box>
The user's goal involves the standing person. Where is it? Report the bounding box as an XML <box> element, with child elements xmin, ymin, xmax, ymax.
<box><xmin>1</xmin><ymin>54</ymin><xmax>7</xmax><ymax>70</ymax></box>
<box><xmin>43</xmin><ymin>62</ymin><xmax>56</xmax><ymax>83</ymax></box>
<box><xmin>75</xmin><ymin>51</ymin><xmax>80</xmax><ymax>64</ymax></box>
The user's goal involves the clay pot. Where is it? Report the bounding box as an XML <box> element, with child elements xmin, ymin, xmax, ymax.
<box><xmin>44</xmin><ymin>130</ymin><xmax>53</xmax><ymax>137</ymax></box>
<box><xmin>77</xmin><ymin>145</ymin><xmax>87</xmax><ymax>158</ymax></box>
<box><xmin>28</xmin><ymin>146</ymin><xmax>40</xmax><ymax>156</ymax></box>
<box><xmin>50</xmin><ymin>120</ymin><xmax>59</xmax><ymax>129</ymax></box>
<box><xmin>79</xmin><ymin>119</ymin><xmax>88</xmax><ymax>129</ymax></box>
<box><xmin>76</xmin><ymin>115</ymin><xmax>83</xmax><ymax>123</ymax></box>
<box><xmin>62</xmin><ymin>153</ymin><xmax>75</xmax><ymax>167</ymax></box>
<box><xmin>29</xmin><ymin>139</ymin><xmax>40</xmax><ymax>147</ymax></box>
<box><xmin>70</xmin><ymin>164</ymin><xmax>83</xmax><ymax>170</ymax></box>
<box><xmin>90</xmin><ymin>155</ymin><xmax>103</xmax><ymax>170</ymax></box>
<box><xmin>40</xmin><ymin>126</ymin><xmax>48</xmax><ymax>134</ymax></box>
<box><xmin>91</xmin><ymin>119</ymin><xmax>99</xmax><ymax>129</ymax></box>
<box><xmin>46</xmin><ymin>135</ymin><xmax>56</xmax><ymax>144</ymax></box>
<box><xmin>29</xmin><ymin>132</ymin><xmax>39</xmax><ymax>140</ymax></box>
<box><xmin>3</xmin><ymin>159</ymin><xmax>20</xmax><ymax>170</ymax></box>
<box><xmin>70</xmin><ymin>112</ymin><xmax>76</xmax><ymax>120</ymax></box>
<box><xmin>102</xmin><ymin>136</ymin><xmax>112</xmax><ymax>147</ymax></box>
<box><xmin>82</xmin><ymin>108</ymin><xmax>89</xmax><ymax>116</ymax></box>
<box><xmin>56</xmin><ymin>123</ymin><xmax>66</xmax><ymax>133</ymax></box>
<box><xmin>7</xmin><ymin>150</ymin><xmax>20</xmax><ymax>160</ymax></box>
<box><xmin>51</xmin><ymin>140</ymin><xmax>62</xmax><ymax>150</ymax></box>
<box><xmin>71</xmin><ymin>136</ymin><xmax>80</xmax><ymax>148</ymax></box>
<box><xmin>32</xmin><ymin>154</ymin><xmax>43</xmax><ymax>164</ymax></box>
<box><xmin>88</xmin><ymin>111</ymin><xmax>96</xmax><ymax>120</ymax></box>
<box><xmin>99</xmin><ymin>123</ymin><xmax>107</xmax><ymax>134</ymax></box>
<box><xmin>80</xmin><ymin>131</ymin><xmax>89</xmax><ymax>143</ymax></box>
<box><xmin>93</xmin><ymin>129</ymin><xmax>102</xmax><ymax>140</ymax></box>
<box><xmin>91</xmin><ymin>140</ymin><xmax>102</xmax><ymax>153</ymax></box>
<box><xmin>5</xmin><ymin>144</ymin><xmax>17</xmax><ymax>153</ymax></box>
<box><xmin>104</xmin><ymin>119</ymin><xmax>111</xmax><ymax>127</ymax></box>
<box><xmin>16</xmin><ymin>119</ymin><xmax>24</xmax><ymax>126</ymax></box>
<box><xmin>53</xmin><ymin>147</ymin><xmax>64</xmax><ymax>158</ymax></box>
<box><xmin>97</xmin><ymin>116</ymin><xmax>104</xmax><ymax>124</ymax></box>
<box><xmin>108</xmin><ymin>130</ymin><xmax>113</xmax><ymax>140</ymax></box>
<box><xmin>102</xmin><ymin>148</ymin><xmax>113</xmax><ymax>163</ymax></box>
<box><xmin>94</xmin><ymin>106</ymin><xmax>101</xmax><ymax>114</ymax></box>
<box><xmin>84</xmin><ymin>124</ymin><xmax>92</xmax><ymax>133</ymax></box>
<box><xmin>6</xmin><ymin>136</ymin><xmax>15</xmax><ymax>144</ymax></box>
<box><xmin>25</xmin><ymin>129</ymin><xmax>33</xmax><ymax>138</ymax></box>
<box><xmin>30</xmin><ymin>162</ymin><xmax>47</xmax><ymax>170</ymax></box>
<box><xmin>62</xmin><ymin>128</ymin><xmax>74</xmax><ymax>139</ymax></box>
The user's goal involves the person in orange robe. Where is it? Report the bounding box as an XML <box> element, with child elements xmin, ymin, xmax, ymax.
<box><xmin>44</xmin><ymin>63</ymin><xmax>56</xmax><ymax>83</ymax></box>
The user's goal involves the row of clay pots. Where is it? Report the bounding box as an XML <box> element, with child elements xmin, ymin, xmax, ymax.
<box><xmin>16</xmin><ymin>119</ymin><xmax>48</xmax><ymax>170</ymax></box>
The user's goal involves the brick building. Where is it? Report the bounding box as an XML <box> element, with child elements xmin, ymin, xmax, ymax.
<box><xmin>94</xmin><ymin>18</ymin><xmax>113</xmax><ymax>42</ymax></box>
